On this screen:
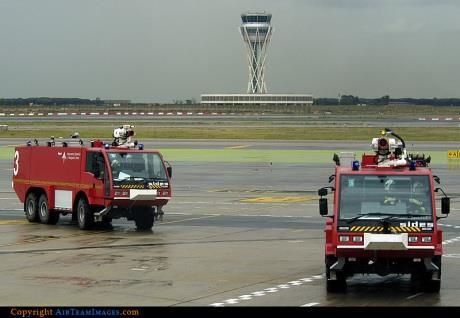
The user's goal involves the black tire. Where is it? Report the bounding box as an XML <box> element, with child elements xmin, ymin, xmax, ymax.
<box><xmin>326</xmin><ymin>256</ymin><xmax>347</xmax><ymax>293</ymax></box>
<box><xmin>423</xmin><ymin>278</ymin><xmax>441</xmax><ymax>293</ymax></box>
<box><xmin>100</xmin><ymin>216</ymin><xmax>113</xmax><ymax>230</ymax></box>
<box><xmin>326</xmin><ymin>271</ymin><xmax>347</xmax><ymax>293</ymax></box>
<box><xmin>412</xmin><ymin>257</ymin><xmax>442</xmax><ymax>293</ymax></box>
<box><xmin>422</xmin><ymin>257</ymin><xmax>441</xmax><ymax>293</ymax></box>
<box><xmin>133</xmin><ymin>206</ymin><xmax>155</xmax><ymax>231</ymax></box>
<box><xmin>77</xmin><ymin>197</ymin><xmax>93</xmax><ymax>230</ymax></box>
<box><xmin>38</xmin><ymin>194</ymin><xmax>60</xmax><ymax>225</ymax></box>
<box><xmin>25</xmin><ymin>192</ymin><xmax>39</xmax><ymax>222</ymax></box>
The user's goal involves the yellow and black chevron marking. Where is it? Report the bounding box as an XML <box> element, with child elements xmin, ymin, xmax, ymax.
<box><xmin>350</xmin><ymin>226</ymin><xmax>422</xmax><ymax>233</ymax></box>
<box><xmin>148</xmin><ymin>184</ymin><xmax>162</xmax><ymax>189</ymax></box>
<box><xmin>119</xmin><ymin>184</ymin><xmax>145</xmax><ymax>189</ymax></box>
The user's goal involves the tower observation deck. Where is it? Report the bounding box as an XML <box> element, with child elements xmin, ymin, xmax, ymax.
<box><xmin>240</xmin><ymin>12</ymin><xmax>273</xmax><ymax>94</ymax></box>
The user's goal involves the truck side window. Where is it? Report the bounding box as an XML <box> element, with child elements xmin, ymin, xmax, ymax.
<box><xmin>86</xmin><ymin>152</ymin><xmax>97</xmax><ymax>173</ymax></box>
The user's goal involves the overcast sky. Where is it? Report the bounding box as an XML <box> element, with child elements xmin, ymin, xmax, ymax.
<box><xmin>1</xmin><ymin>0</ymin><xmax>459</xmax><ymax>102</ymax></box>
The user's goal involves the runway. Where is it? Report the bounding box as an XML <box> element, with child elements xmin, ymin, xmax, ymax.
<box><xmin>0</xmin><ymin>140</ymin><xmax>459</xmax><ymax>306</ymax></box>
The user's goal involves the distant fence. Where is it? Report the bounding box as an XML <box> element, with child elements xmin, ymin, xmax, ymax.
<box><xmin>0</xmin><ymin>125</ymin><xmax>8</xmax><ymax>132</ymax></box>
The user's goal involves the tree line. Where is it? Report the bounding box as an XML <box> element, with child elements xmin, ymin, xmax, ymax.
<box><xmin>314</xmin><ymin>95</ymin><xmax>460</xmax><ymax>106</ymax></box>
<box><xmin>2</xmin><ymin>96</ymin><xmax>460</xmax><ymax>107</ymax></box>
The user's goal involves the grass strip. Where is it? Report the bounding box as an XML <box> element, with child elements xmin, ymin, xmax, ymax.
<box><xmin>0</xmin><ymin>147</ymin><xmax>454</xmax><ymax>164</ymax></box>
<box><xmin>1</xmin><ymin>126</ymin><xmax>459</xmax><ymax>141</ymax></box>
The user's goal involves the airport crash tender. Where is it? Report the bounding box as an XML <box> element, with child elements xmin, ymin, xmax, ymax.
<box><xmin>12</xmin><ymin>125</ymin><xmax>172</xmax><ymax>231</ymax></box>
<box><xmin>318</xmin><ymin>129</ymin><xmax>450</xmax><ymax>292</ymax></box>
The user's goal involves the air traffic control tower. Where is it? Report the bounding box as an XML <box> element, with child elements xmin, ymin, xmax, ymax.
<box><xmin>201</xmin><ymin>12</ymin><xmax>313</xmax><ymax>107</ymax></box>
<box><xmin>240</xmin><ymin>12</ymin><xmax>273</xmax><ymax>94</ymax></box>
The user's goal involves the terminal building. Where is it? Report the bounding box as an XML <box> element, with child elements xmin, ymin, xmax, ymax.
<box><xmin>201</xmin><ymin>12</ymin><xmax>312</xmax><ymax>107</ymax></box>
<box><xmin>201</xmin><ymin>94</ymin><xmax>313</xmax><ymax>106</ymax></box>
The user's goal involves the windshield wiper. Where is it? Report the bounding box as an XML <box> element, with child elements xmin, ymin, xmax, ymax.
<box><xmin>346</xmin><ymin>213</ymin><xmax>428</xmax><ymax>224</ymax></box>
<box><xmin>346</xmin><ymin>213</ymin><xmax>390</xmax><ymax>224</ymax></box>
<box><xmin>115</xmin><ymin>176</ymin><xmax>145</xmax><ymax>182</ymax></box>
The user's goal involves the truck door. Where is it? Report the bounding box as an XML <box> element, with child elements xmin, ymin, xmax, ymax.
<box><xmin>83</xmin><ymin>151</ymin><xmax>108</xmax><ymax>205</ymax></box>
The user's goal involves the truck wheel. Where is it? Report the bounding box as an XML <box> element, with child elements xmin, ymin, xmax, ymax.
<box><xmin>77</xmin><ymin>197</ymin><xmax>94</xmax><ymax>230</ymax></box>
<box><xmin>326</xmin><ymin>272</ymin><xmax>347</xmax><ymax>293</ymax></box>
<box><xmin>422</xmin><ymin>257</ymin><xmax>442</xmax><ymax>293</ymax></box>
<box><xmin>133</xmin><ymin>206</ymin><xmax>155</xmax><ymax>231</ymax></box>
<box><xmin>38</xmin><ymin>194</ymin><xmax>60</xmax><ymax>225</ymax></box>
<box><xmin>25</xmin><ymin>192</ymin><xmax>39</xmax><ymax>222</ymax></box>
<box><xmin>325</xmin><ymin>256</ymin><xmax>347</xmax><ymax>293</ymax></box>
<box><xmin>422</xmin><ymin>278</ymin><xmax>441</xmax><ymax>293</ymax></box>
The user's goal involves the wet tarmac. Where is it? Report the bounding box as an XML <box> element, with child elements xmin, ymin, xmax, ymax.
<box><xmin>0</xmin><ymin>141</ymin><xmax>460</xmax><ymax>306</ymax></box>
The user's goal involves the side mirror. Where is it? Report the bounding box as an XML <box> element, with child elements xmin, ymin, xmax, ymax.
<box><xmin>433</xmin><ymin>175</ymin><xmax>440</xmax><ymax>184</ymax></box>
<box><xmin>441</xmin><ymin>197</ymin><xmax>450</xmax><ymax>215</ymax></box>
<box><xmin>319</xmin><ymin>198</ymin><xmax>328</xmax><ymax>216</ymax></box>
<box><xmin>167</xmin><ymin>166</ymin><xmax>172</xmax><ymax>178</ymax></box>
<box><xmin>318</xmin><ymin>188</ymin><xmax>328</xmax><ymax>197</ymax></box>
<box><xmin>328</xmin><ymin>174</ymin><xmax>335</xmax><ymax>183</ymax></box>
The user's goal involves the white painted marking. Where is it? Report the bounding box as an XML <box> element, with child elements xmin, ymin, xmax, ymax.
<box><xmin>264</xmin><ymin>288</ymin><xmax>278</xmax><ymax>293</ymax></box>
<box><xmin>238</xmin><ymin>295</ymin><xmax>253</xmax><ymax>300</ymax></box>
<box><xmin>300</xmin><ymin>278</ymin><xmax>313</xmax><ymax>283</ymax></box>
<box><xmin>301</xmin><ymin>302</ymin><xmax>320</xmax><ymax>307</ymax></box>
<box><xmin>443</xmin><ymin>254</ymin><xmax>460</xmax><ymax>258</ymax></box>
<box><xmin>131</xmin><ymin>268</ymin><xmax>146</xmax><ymax>271</ymax></box>
<box><xmin>288</xmin><ymin>281</ymin><xmax>302</xmax><ymax>286</ymax></box>
<box><xmin>406</xmin><ymin>292</ymin><xmax>424</xmax><ymax>300</ymax></box>
<box><xmin>208</xmin><ymin>274</ymin><xmax>324</xmax><ymax>306</ymax></box>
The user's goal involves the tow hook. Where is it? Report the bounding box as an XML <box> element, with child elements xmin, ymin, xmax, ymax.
<box><xmin>93</xmin><ymin>206</ymin><xmax>112</xmax><ymax>222</ymax></box>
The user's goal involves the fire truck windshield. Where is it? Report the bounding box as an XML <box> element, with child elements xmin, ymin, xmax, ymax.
<box><xmin>339</xmin><ymin>174</ymin><xmax>433</xmax><ymax>220</ymax></box>
<box><xmin>108</xmin><ymin>152</ymin><xmax>167</xmax><ymax>182</ymax></box>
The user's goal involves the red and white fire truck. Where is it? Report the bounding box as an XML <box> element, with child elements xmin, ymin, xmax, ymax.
<box><xmin>12</xmin><ymin>125</ymin><xmax>172</xmax><ymax>231</ymax></box>
<box><xmin>318</xmin><ymin>129</ymin><xmax>450</xmax><ymax>292</ymax></box>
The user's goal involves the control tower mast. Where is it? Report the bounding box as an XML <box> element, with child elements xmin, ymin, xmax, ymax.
<box><xmin>240</xmin><ymin>12</ymin><xmax>273</xmax><ymax>94</ymax></box>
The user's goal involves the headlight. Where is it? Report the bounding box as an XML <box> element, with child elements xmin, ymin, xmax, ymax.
<box><xmin>352</xmin><ymin>236</ymin><xmax>363</xmax><ymax>242</ymax></box>
<box><xmin>421</xmin><ymin>236</ymin><xmax>432</xmax><ymax>243</ymax></box>
<box><xmin>409</xmin><ymin>236</ymin><xmax>418</xmax><ymax>243</ymax></box>
<box><xmin>339</xmin><ymin>236</ymin><xmax>350</xmax><ymax>242</ymax></box>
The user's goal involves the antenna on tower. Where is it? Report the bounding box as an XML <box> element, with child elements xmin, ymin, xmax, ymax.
<box><xmin>240</xmin><ymin>12</ymin><xmax>273</xmax><ymax>94</ymax></box>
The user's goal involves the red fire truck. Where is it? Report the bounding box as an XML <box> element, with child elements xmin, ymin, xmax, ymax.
<box><xmin>318</xmin><ymin>129</ymin><xmax>450</xmax><ymax>292</ymax></box>
<box><xmin>12</xmin><ymin>126</ymin><xmax>172</xmax><ymax>231</ymax></box>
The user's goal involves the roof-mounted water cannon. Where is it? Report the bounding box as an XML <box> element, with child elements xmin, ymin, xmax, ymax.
<box><xmin>112</xmin><ymin>125</ymin><xmax>138</xmax><ymax>148</ymax></box>
<box><xmin>370</xmin><ymin>128</ymin><xmax>408</xmax><ymax>167</ymax></box>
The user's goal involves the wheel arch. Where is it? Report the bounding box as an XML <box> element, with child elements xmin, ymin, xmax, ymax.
<box><xmin>73</xmin><ymin>191</ymin><xmax>89</xmax><ymax>213</ymax></box>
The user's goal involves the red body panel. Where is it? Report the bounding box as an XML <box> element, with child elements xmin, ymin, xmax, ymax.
<box><xmin>325</xmin><ymin>165</ymin><xmax>442</xmax><ymax>258</ymax></box>
<box><xmin>12</xmin><ymin>145</ymin><xmax>171</xmax><ymax>213</ymax></box>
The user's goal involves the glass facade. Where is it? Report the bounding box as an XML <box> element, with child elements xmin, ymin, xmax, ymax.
<box><xmin>241</xmin><ymin>14</ymin><xmax>272</xmax><ymax>24</ymax></box>
<box><xmin>201</xmin><ymin>94</ymin><xmax>313</xmax><ymax>105</ymax></box>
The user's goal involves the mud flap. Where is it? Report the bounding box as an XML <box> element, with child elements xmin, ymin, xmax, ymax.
<box><xmin>329</xmin><ymin>257</ymin><xmax>346</xmax><ymax>280</ymax></box>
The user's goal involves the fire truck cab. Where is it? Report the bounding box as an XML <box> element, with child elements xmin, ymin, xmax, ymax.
<box><xmin>318</xmin><ymin>129</ymin><xmax>450</xmax><ymax>293</ymax></box>
<box><xmin>12</xmin><ymin>126</ymin><xmax>172</xmax><ymax>231</ymax></box>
